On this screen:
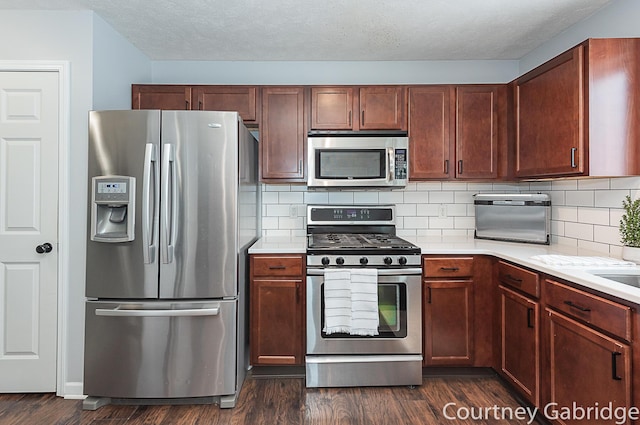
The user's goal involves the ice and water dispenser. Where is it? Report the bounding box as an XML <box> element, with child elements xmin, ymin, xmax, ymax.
<box><xmin>90</xmin><ymin>176</ymin><xmax>135</xmax><ymax>242</ymax></box>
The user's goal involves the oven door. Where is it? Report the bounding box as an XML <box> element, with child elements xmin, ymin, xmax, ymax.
<box><xmin>306</xmin><ymin>268</ymin><xmax>422</xmax><ymax>355</ymax></box>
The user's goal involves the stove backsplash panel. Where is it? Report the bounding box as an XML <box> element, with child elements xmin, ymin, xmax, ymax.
<box><xmin>261</xmin><ymin>177</ymin><xmax>640</xmax><ymax>258</ymax></box>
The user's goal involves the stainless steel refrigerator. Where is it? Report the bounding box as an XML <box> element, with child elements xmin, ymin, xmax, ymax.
<box><xmin>83</xmin><ymin>110</ymin><xmax>259</xmax><ymax>409</ymax></box>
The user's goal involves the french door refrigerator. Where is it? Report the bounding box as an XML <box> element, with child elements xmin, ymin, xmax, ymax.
<box><xmin>83</xmin><ymin>110</ymin><xmax>259</xmax><ymax>409</ymax></box>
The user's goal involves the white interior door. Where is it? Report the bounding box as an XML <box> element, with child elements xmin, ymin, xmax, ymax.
<box><xmin>0</xmin><ymin>71</ymin><xmax>59</xmax><ymax>391</ymax></box>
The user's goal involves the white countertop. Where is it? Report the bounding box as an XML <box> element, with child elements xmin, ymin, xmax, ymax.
<box><xmin>248</xmin><ymin>235</ymin><xmax>640</xmax><ymax>305</ymax></box>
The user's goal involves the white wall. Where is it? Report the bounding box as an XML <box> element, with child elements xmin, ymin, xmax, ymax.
<box><xmin>92</xmin><ymin>14</ymin><xmax>151</xmax><ymax>109</ymax></box>
<box><xmin>0</xmin><ymin>10</ymin><xmax>94</xmax><ymax>396</ymax></box>
<box><xmin>261</xmin><ymin>177</ymin><xmax>640</xmax><ymax>257</ymax></box>
<box><xmin>0</xmin><ymin>10</ymin><xmax>151</xmax><ymax>397</ymax></box>
<box><xmin>519</xmin><ymin>0</ymin><xmax>640</xmax><ymax>73</ymax></box>
<box><xmin>151</xmin><ymin>59</ymin><xmax>519</xmax><ymax>84</ymax></box>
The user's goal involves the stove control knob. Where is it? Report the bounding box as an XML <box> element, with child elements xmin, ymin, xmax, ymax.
<box><xmin>398</xmin><ymin>256</ymin><xmax>408</xmax><ymax>265</ymax></box>
<box><xmin>321</xmin><ymin>257</ymin><xmax>330</xmax><ymax>266</ymax></box>
<box><xmin>360</xmin><ymin>257</ymin><xmax>369</xmax><ymax>265</ymax></box>
<box><xmin>336</xmin><ymin>257</ymin><xmax>345</xmax><ymax>265</ymax></box>
<box><xmin>384</xmin><ymin>256</ymin><xmax>393</xmax><ymax>265</ymax></box>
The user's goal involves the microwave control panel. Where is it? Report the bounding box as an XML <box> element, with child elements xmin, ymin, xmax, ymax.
<box><xmin>394</xmin><ymin>149</ymin><xmax>407</xmax><ymax>180</ymax></box>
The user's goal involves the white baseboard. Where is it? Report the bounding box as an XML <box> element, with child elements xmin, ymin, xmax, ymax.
<box><xmin>60</xmin><ymin>381</ymin><xmax>85</xmax><ymax>399</ymax></box>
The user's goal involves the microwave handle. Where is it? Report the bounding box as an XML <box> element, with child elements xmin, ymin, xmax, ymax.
<box><xmin>388</xmin><ymin>148</ymin><xmax>394</xmax><ymax>181</ymax></box>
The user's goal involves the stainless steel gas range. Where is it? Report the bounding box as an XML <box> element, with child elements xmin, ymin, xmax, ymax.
<box><xmin>305</xmin><ymin>204</ymin><xmax>423</xmax><ymax>388</ymax></box>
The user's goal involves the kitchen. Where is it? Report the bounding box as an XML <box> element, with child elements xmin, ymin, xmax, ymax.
<box><xmin>1</xmin><ymin>0</ymin><xmax>640</xmax><ymax>423</ymax></box>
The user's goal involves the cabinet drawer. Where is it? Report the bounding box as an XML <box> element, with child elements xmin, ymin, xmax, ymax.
<box><xmin>497</xmin><ymin>261</ymin><xmax>540</xmax><ymax>298</ymax></box>
<box><xmin>545</xmin><ymin>279</ymin><xmax>631</xmax><ymax>341</ymax></box>
<box><xmin>252</xmin><ymin>255</ymin><xmax>304</xmax><ymax>277</ymax></box>
<box><xmin>423</xmin><ymin>257</ymin><xmax>473</xmax><ymax>278</ymax></box>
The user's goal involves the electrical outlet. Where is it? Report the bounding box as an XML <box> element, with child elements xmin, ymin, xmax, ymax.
<box><xmin>438</xmin><ymin>204</ymin><xmax>447</xmax><ymax>218</ymax></box>
<box><xmin>289</xmin><ymin>205</ymin><xmax>298</xmax><ymax>219</ymax></box>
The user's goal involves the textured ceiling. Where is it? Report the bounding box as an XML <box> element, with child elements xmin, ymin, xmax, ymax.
<box><xmin>0</xmin><ymin>0</ymin><xmax>614</xmax><ymax>61</ymax></box>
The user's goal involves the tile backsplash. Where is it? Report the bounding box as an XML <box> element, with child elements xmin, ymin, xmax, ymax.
<box><xmin>261</xmin><ymin>177</ymin><xmax>640</xmax><ymax>258</ymax></box>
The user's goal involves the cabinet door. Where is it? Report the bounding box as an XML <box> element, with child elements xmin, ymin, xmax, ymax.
<box><xmin>515</xmin><ymin>46</ymin><xmax>585</xmax><ymax>177</ymax></box>
<box><xmin>455</xmin><ymin>86</ymin><xmax>499</xmax><ymax>179</ymax></box>
<box><xmin>250</xmin><ymin>279</ymin><xmax>304</xmax><ymax>365</ymax></box>
<box><xmin>547</xmin><ymin>309</ymin><xmax>631</xmax><ymax>424</ymax></box>
<box><xmin>260</xmin><ymin>87</ymin><xmax>305</xmax><ymax>181</ymax></box>
<box><xmin>131</xmin><ymin>84</ymin><xmax>191</xmax><ymax>110</ymax></box>
<box><xmin>311</xmin><ymin>86</ymin><xmax>354</xmax><ymax>130</ymax></box>
<box><xmin>424</xmin><ymin>280</ymin><xmax>474</xmax><ymax>365</ymax></box>
<box><xmin>192</xmin><ymin>86</ymin><xmax>257</xmax><ymax>123</ymax></box>
<box><xmin>408</xmin><ymin>86</ymin><xmax>453</xmax><ymax>179</ymax></box>
<box><xmin>500</xmin><ymin>286</ymin><xmax>539</xmax><ymax>406</ymax></box>
<box><xmin>359</xmin><ymin>86</ymin><xmax>406</xmax><ymax>130</ymax></box>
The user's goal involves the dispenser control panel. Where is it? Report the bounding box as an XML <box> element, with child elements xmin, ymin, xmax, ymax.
<box><xmin>94</xmin><ymin>179</ymin><xmax>131</xmax><ymax>204</ymax></box>
<box><xmin>91</xmin><ymin>176</ymin><xmax>136</xmax><ymax>243</ymax></box>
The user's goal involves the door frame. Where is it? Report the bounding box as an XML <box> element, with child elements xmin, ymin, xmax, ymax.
<box><xmin>0</xmin><ymin>61</ymin><xmax>70</xmax><ymax>396</ymax></box>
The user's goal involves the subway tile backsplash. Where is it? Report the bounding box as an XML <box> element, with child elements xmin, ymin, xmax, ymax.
<box><xmin>261</xmin><ymin>177</ymin><xmax>640</xmax><ymax>258</ymax></box>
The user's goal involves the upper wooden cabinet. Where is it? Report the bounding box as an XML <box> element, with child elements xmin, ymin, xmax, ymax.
<box><xmin>132</xmin><ymin>84</ymin><xmax>258</xmax><ymax>124</ymax></box>
<box><xmin>132</xmin><ymin>84</ymin><xmax>191</xmax><ymax>110</ymax></box>
<box><xmin>192</xmin><ymin>86</ymin><xmax>258</xmax><ymax>124</ymax></box>
<box><xmin>310</xmin><ymin>86</ymin><xmax>406</xmax><ymax>131</ymax></box>
<box><xmin>408</xmin><ymin>86</ymin><xmax>453</xmax><ymax>179</ymax></box>
<box><xmin>409</xmin><ymin>85</ymin><xmax>504</xmax><ymax>180</ymax></box>
<box><xmin>310</xmin><ymin>86</ymin><xmax>354</xmax><ymax>130</ymax></box>
<box><xmin>260</xmin><ymin>86</ymin><xmax>306</xmax><ymax>181</ymax></box>
<box><xmin>514</xmin><ymin>38</ymin><xmax>640</xmax><ymax>178</ymax></box>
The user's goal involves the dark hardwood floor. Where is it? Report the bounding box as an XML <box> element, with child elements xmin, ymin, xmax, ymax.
<box><xmin>0</xmin><ymin>374</ymin><xmax>543</xmax><ymax>424</ymax></box>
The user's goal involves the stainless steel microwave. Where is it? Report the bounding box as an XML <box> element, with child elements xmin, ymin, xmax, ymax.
<box><xmin>307</xmin><ymin>134</ymin><xmax>409</xmax><ymax>189</ymax></box>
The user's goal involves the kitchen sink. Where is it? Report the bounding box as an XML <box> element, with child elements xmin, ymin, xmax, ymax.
<box><xmin>590</xmin><ymin>272</ymin><xmax>640</xmax><ymax>288</ymax></box>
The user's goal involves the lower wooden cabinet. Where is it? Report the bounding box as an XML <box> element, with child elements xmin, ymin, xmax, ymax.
<box><xmin>423</xmin><ymin>279</ymin><xmax>474</xmax><ymax>365</ymax></box>
<box><xmin>250</xmin><ymin>254</ymin><xmax>305</xmax><ymax>366</ymax></box>
<box><xmin>499</xmin><ymin>285</ymin><xmax>540</xmax><ymax>406</ymax></box>
<box><xmin>546</xmin><ymin>309</ymin><xmax>632</xmax><ymax>425</ymax></box>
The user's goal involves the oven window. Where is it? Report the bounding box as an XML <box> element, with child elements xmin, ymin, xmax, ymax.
<box><xmin>316</xmin><ymin>149</ymin><xmax>386</xmax><ymax>179</ymax></box>
<box><xmin>321</xmin><ymin>282</ymin><xmax>407</xmax><ymax>338</ymax></box>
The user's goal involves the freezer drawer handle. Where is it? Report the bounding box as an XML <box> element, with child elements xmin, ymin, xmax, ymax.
<box><xmin>95</xmin><ymin>306</ymin><xmax>221</xmax><ymax>317</ymax></box>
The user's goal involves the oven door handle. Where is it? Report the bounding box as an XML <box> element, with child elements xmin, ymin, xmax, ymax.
<box><xmin>306</xmin><ymin>268</ymin><xmax>422</xmax><ymax>276</ymax></box>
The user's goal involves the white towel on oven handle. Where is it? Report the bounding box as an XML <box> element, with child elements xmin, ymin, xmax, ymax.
<box><xmin>323</xmin><ymin>270</ymin><xmax>352</xmax><ymax>335</ymax></box>
<box><xmin>350</xmin><ymin>268</ymin><xmax>379</xmax><ymax>336</ymax></box>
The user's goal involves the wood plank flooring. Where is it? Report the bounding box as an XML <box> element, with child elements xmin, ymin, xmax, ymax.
<box><xmin>0</xmin><ymin>374</ymin><xmax>544</xmax><ymax>424</ymax></box>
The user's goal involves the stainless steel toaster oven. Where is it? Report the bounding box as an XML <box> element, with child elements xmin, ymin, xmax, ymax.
<box><xmin>474</xmin><ymin>193</ymin><xmax>551</xmax><ymax>244</ymax></box>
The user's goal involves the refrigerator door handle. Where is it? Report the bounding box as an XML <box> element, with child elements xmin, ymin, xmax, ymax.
<box><xmin>161</xmin><ymin>143</ymin><xmax>176</xmax><ymax>264</ymax></box>
<box><xmin>95</xmin><ymin>306</ymin><xmax>221</xmax><ymax>317</ymax></box>
<box><xmin>142</xmin><ymin>143</ymin><xmax>157</xmax><ymax>264</ymax></box>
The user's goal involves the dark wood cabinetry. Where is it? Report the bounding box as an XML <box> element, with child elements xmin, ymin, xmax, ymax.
<box><xmin>260</xmin><ymin>86</ymin><xmax>306</xmax><ymax>181</ymax></box>
<box><xmin>409</xmin><ymin>85</ymin><xmax>503</xmax><ymax>180</ymax></box>
<box><xmin>132</xmin><ymin>84</ymin><xmax>191</xmax><ymax>110</ymax></box>
<box><xmin>514</xmin><ymin>38</ymin><xmax>640</xmax><ymax>178</ymax></box>
<box><xmin>310</xmin><ymin>86</ymin><xmax>406</xmax><ymax>131</ymax></box>
<box><xmin>497</xmin><ymin>261</ymin><xmax>540</xmax><ymax>406</ymax></box>
<box><xmin>546</xmin><ymin>309</ymin><xmax>631</xmax><ymax>424</ymax></box>
<box><xmin>408</xmin><ymin>86</ymin><xmax>453</xmax><ymax>179</ymax></box>
<box><xmin>499</xmin><ymin>285</ymin><xmax>540</xmax><ymax>406</ymax></box>
<box><xmin>192</xmin><ymin>86</ymin><xmax>258</xmax><ymax>123</ymax></box>
<box><xmin>132</xmin><ymin>84</ymin><xmax>258</xmax><ymax>123</ymax></box>
<box><xmin>310</xmin><ymin>86</ymin><xmax>354</xmax><ymax>130</ymax></box>
<box><xmin>423</xmin><ymin>257</ymin><xmax>474</xmax><ymax>366</ymax></box>
<box><xmin>250</xmin><ymin>254</ymin><xmax>305</xmax><ymax>366</ymax></box>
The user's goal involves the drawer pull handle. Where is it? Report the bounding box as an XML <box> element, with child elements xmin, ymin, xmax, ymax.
<box><xmin>564</xmin><ymin>300</ymin><xmax>591</xmax><ymax>312</ymax></box>
<box><xmin>527</xmin><ymin>307</ymin><xmax>534</xmax><ymax>329</ymax></box>
<box><xmin>440</xmin><ymin>267</ymin><xmax>459</xmax><ymax>272</ymax></box>
<box><xmin>612</xmin><ymin>352</ymin><xmax>622</xmax><ymax>381</ymax></box>
<box><xmin>505</xmin><ymin>274</ymin><xmax>523</xmax><ymax>284</ymax></box>
<box><xmin>269</xmin><ymin>265</ymin><xmax>287</xmax><ymax>270</ymax></box>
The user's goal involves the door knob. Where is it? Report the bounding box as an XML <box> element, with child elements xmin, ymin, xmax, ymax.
<box><xmin>35</xmin><ymin>243</ymin><xmax>53</xmax><ymax>254</ymax></box>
